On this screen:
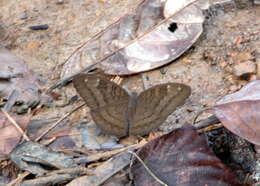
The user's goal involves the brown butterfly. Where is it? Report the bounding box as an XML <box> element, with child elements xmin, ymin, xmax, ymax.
<box><xmin>73</xmin><ymin>73</ymin><xmax>191</xmax><ymax>137</ymax></box>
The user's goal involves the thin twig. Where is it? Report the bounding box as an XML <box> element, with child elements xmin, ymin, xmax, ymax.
<box><xmin>192</xmin><ymin>107</ymin><xmax>221</xmax><ymax>130</ymax></box>
<box><xmin>35</xmin><ymin>103</ymin><xmax>85</xmax><ymax>141</ymax></box>
<box><xmin>3</xmin><ymin>90</ymin><xmax>18</xmax><ymax>112</ymax></box>
<box><xmin>192</xmin><ymin>110</ymin><xmax>204</xmax><ymax>125</ymax></box>
<box><xmin>193</xmin><ymin>110</ymin><xmax>222</xmax><ymax>132</ymax></box>
<box><xmin>194</xmin><ymin>115</ymin><xmax>220</xmax><ymax>129</ymax></box>
<box><xmin>129</xmin><ymin>151</ymin><xmax>168</xmax><ymax>186</ymax></box>
<box><xmin>20</xmin><ymin>167</ymin><xmax>93</xmax><ymax>186</ymax></box>
<box><xmin>6</xmin><ymin>171</ymin><xmax>30</xmax><ymax>186</ymax></box>
<box><xmin>76</xmin><ymin>141</ymin><xmax>147</xmax><ymax>164</ymax></box>
<box><xmin>1</xmin><ymin>109</ymin><xmax>30</xmax><ymax>141</ymax></box>
<box><xmin>141</xmin><ymin>74</ymin><xmax>149</xmax><ymax>90</ymax></box>
<box><xmin>197</xmin><ymin>123</ymin><xmax>223</xmax><ymax>133</ymax></box>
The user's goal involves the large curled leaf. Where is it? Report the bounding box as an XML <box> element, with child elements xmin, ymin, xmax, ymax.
<box><xmin>217</xmin><ymin>80</ymin><xmax>260</xmax><ymax>104</ymax></box>
<box><xmin>207</xmin><ymin>101</ymin><xmax>260</xmax><ymax>145</ymax></box>
<box><xmin>131</xmin><ymin>124</ymin><xmax>241</xmax><ymax>186</ymax></box>
<box><xmin>61</xmin><ymin>0</ymin><xmax>207</xmax><ymax>77</ymax></box>
<box><xmin>207</xmin><ymin>80</ymin><xmax>260</xmax><ymax>145</ymax></box>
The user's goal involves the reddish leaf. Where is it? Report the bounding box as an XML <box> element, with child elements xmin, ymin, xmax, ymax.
<box><xmin>217</xmin><ymin>80</ymin><xmax>260</xmax><ymax>104</ymax></box>
<box><xmin>207</xmin><ymin>100</ymin><xmax>260</xmax><ymax>145</ymax></box>
<box><xmin>207</xmin><ymin>80</ymin><xmax>260</xmax><ymax>145</ymax></box>
<box><xmin>131</xmin><ymin>124</ymin><xmax>241</xmax><ymax>186</ymax></box>
<box><xmin>61</xmin><ymin>0</ymin><xmax>207</xmax><ymax>77</ymax></box>
<box><xmin>0</xmin><ymin>113</ymin><xmax>30</xmax><ymax>154</ymax></box>
<box><xmin>0</xmin><ymin>46</ymin><xmax>41</xmax><ymax>104</ymax></box>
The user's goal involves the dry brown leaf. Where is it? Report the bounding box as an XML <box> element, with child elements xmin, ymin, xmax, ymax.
<box><xmin>207</xmin><ymin>100</ymin><xmax>260</xmax><ymax>145</ymax></box>
<box><xmin>0</xmin><ymin>113</ymin><xmax>30</xmax><ymax>154</ymax></box>
<box><xmin>67</xmin><ymin>152</ymin><xmax>132</xmax><ymax>186</ymax></box>
<box><xmin>61</xmin><ymin>0</ymin><xmax>207</xmax><ymax>77</ymax></box>
<box><xmin>217</xmin><ymin>80</ymin><xmax>260</xmax><ymax>104</ymax></box>
<box><xmin>207</xmin><ymin>80</ymin><xmax>260</xmax><ymax>145</ymax></box>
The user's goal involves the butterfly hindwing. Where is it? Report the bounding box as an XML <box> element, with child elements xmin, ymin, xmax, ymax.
<box><xmin>130</xmin><ymin>83</ymin><xmax>191</xmax><ymax>135</ymax></box>
<box><xmin>73</xmin><ymin>73</ymin><xmax>130</xmax><ymax>137</ymax></box>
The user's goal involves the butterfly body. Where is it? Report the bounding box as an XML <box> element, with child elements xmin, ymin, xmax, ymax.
<box><xmin>73</xmin><ymin>73</ymin><xmax>191</xmax><ymax>137</ymax></box>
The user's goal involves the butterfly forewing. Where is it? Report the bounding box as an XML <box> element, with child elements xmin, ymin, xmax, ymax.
<box><xmin>73</xmin><ymin>73</ymin><xmax>130</xmax><ymax>136</ymax></box>
<box><xmin>130</xmin><ymin>83</ymin><xmax>191</xmax><ymax>135</ymax></box>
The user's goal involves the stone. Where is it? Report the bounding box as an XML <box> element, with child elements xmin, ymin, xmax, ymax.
<box><xmin>233</xmin><ymin>61</ymin><xmax>256</xmax><ymax>76</ymax></box>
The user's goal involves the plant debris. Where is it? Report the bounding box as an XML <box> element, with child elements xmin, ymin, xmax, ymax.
<box><xmin>131</xmin><ymin>124</ymin><xmax>241</xmax><ymax>186</ymax></box>
<box><xmin>0</xmin><ymin>0</ymin><xmax>258</xmax><ymax>185</ymax></box>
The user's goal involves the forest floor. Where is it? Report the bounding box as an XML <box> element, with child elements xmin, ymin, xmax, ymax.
<box><xmin>0</xmin><ymin>0</ymin><xmax>259</xmax><ymax>185</ymax></box>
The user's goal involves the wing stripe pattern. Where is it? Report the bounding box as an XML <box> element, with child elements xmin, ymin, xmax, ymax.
<box><xmin>73</xmin><ymin>73</ymin><xmax>130</xmax><ymax>136</ymax></box>
<box><xmin>131</xmin><ymin>83</ymin><xmax>191</xmax><ymax>135</ymax></box>
<box><xmin>73</xmin><ymin>74</ymin><xmax>191</xmax><ymax>137</ymax></box>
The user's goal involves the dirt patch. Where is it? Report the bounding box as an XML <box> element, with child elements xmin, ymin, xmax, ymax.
<box><xmin>0</xmin><ymin>0</ymin><xmax>259</xmax><ymax>185</ymax></box>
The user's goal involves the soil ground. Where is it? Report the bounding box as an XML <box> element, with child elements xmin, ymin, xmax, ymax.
<box><xmin>0</xmin><ymin>0</ymin><xmax>259</xmax><ymax>185</ymax></box>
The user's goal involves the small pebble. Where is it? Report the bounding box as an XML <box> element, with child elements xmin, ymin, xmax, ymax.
<box><xmin>219</xmin><ymin>61</ymin><xmax>228</xmax><ymax>68</ymax></box>
<box><xmin>229</xmin><ymin>85</ymin><xmax>239</xmax><ymax>92</ymax></box>
<box><xmin>56</xmin><ymin>0</ymin><xmax>64</xmax><ymax>4</ymax></box>
<box><xmin>233</xmin><ymin>61</ymin><xmax>256</xmax><ymax>76</ymax></box>
<box><xmin>20</xmin><ymin>12</ymin><xmax>28</xmax><ymax>20</ymax></box>
<box><xmin>29</xmin><ymin>24</ymin><xmax>49</xmax><ymax>30</ymax></box>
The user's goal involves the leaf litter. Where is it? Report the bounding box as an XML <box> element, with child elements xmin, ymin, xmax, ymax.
<box><xmin>0</xmin><ymin>112</ymin><xmax>30</xmax><ymax>154</ymax></box>
<box><xmin>131</xmin><ymin>124</ymin><xmax>241</xmax><ymax>186</ymax></box>
<box><xmin>61</xmin><ymin>0</ymin><xmax>207</xmax><ymax>78</ymax></box>
<box><xmin>0</xmin><ymin>46</ymin><xmax>42</xmax><ymax>106</ymax></box>
<box><xmin>0</xmin><ymin>0</ymin><xmax>259</xmax><ymax>185</ymax></box>
<box><xmin>203</xmin><ymin>80</ymin><xmax>260</xmax><ymax>145</ymax></box>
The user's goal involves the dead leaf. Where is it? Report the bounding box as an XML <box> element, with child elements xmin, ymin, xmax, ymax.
<box><xmin>0</xmin><ymin>113</ymin><xmax>30</xmax><ymax>154</ymax></box>
<box><xmin>10</xmin><ymin>141</ymin><xmax>76</xmax><ymax>175</ymax></box>
<box><xmin>67</xmin><ymin>152</ymin><xmax>132</xmax><ymax>186</ymax></box>
<box><xmin>206</xmin><ymin>80</ymin><xmax>260</xmax><ymax>145</ymax></box>
<box><xmin>21</xmin><ymin>167</ymin><xmax>92</xmax><ymax>186</ymax></box>
<box><xmin>206</xmin><ymin>100</ymin><xmax>260</xmax><ymax>145</ymax></box>
<box><xmin>0</xmin><ymin>45</ymin><xmax>42</xmax><ymax>105</ymax></box>
<box><xmin>131</xmin><ymin>124</ymin><xmax>241</xmax><ymax>186</ymax></box>
<box><xmin>102</xmin><ymin>170</ymin><xmax>130</xmax><ymax>186</ymax></box>
<box><xmin>61</xmin><ymin>0</ymin><xmax>207</xmax><ymax>77</ymax></box>
<box><xmin>217</xmin><ymin>80</ymin><xmax>260</xmax><ymax>104</ymax></box>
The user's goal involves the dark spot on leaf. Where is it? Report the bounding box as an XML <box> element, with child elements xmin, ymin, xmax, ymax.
<box><xmin>168</xmin><ymin>23</ymin><xmax>177</xmax><ymax>32</ymax></box>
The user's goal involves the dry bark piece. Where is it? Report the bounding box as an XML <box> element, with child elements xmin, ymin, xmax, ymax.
<box><xmin>61</xmin><ymin>0</ymin><xmax>207</xmax><ymax>77</ymax></box>
<box><xmin>206</xmin><ymin>100</ymin><xmax>260</xmax><ymax>145</ymax></box>
<box><xmin>67</xmin><ymin>151</ymin><xmax>132</xmax><ymax>186</ymax></box>
<box><xmin>0</xmin><ymin>46</ymin><xmax>42</xmax><ymax>105</ymax></box>
<box><xmin>131</xmin><ymin>124</ymin><xmax>241</xmax><ymax>186</ymax></box>
<box><xmin>20</xmin><ymin>167</ymin><xmax>92</xmax><ymax>186</ymax></box>
<box><xmin>10</xmin><ymin>141</ymin><xmax>76</xmax><ymax>176</ymax></box>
